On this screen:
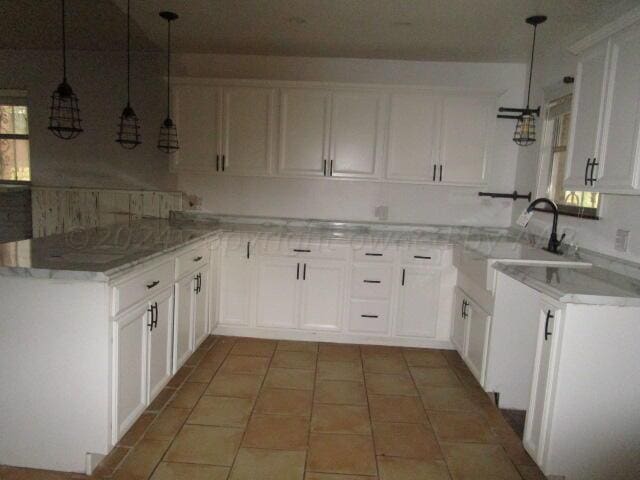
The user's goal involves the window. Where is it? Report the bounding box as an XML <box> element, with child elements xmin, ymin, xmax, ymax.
<box><xmin>0</xmin><ymin>92</ymin><xmax>31</xmax><ymax>182</ymax></box>
<box><xmin>538</xmin><ymin>95</ymin><xmax>599</xmax><ymax>219</ymax></box>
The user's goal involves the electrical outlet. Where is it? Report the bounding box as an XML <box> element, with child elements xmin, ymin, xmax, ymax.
<box><xmin>615</xmin><ymin>229</ymin><xmax>630</xmax><ymax>253</ymax></box>
<box><xmin>374</xmin><ymin>205</ymin><xmax>388</xmax><ymax>221</ymax></box>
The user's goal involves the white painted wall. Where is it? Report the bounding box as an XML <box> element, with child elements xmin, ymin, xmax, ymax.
<box><xmin>0</xmin><ymin>49</ymin><xmax>175</xmax><ymax>191</ymax></box>
<box><xmin>510</xmin><ymin>36</ymin><xmax>640</xmax><ymax>263</ymax></box>
<box><xmin>175</xmin><ymin>54</ymin><xmax>527</xmax><ymax>226</ymax></box>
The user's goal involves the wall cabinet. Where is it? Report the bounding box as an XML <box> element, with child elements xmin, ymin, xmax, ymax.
<box><xmin>113</xmin><ymin>287</ymin><xmax>173</xmax><ymax>443</ymax></box>
<box><xmin>566</xmin><ymin>22</ymin><xmax>640</xmax><ymax>194</ymax></box>
<box><xmin>395</xmin><ymin>266</ymin><xmax>440</xmax><ymax>337</ymax></box>
<box><xmin>173</xmin><ymin>83</ymin><xmax>276</xmax><ymax>176</ymax></box>
<box><xmin>278</xmin><ymin>88</ymin><xmax>385</xmax><ymax>179</ymax></box>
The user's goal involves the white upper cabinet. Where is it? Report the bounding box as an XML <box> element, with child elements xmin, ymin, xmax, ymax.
<box><xmin>438</xmin><ymin>95</ymin><xmax>493</xmax><ymax>185</ymax></box>
<box><xmin>221</xmin><ymin>86</ymin><xmax>276</xmax><ymax>176</ymax></box>
<box><xmin>278</xmin><ymin>88</ymin><xmax>332</xmax><ymax>177</ymax></box>
<box><xmin>329</xmin><ymin>90</ymin><xmax>386</xmax><ymax>179</ymax></box>
<box><xmin>565</xmin><ymin>42</ymin><xmax>610</xmax><ymax>190</ymax></box>
<box><xmin>172</xmin><ymin>84</ymin><xmax>221</xmax><ymax>173</ymax></box>
<box><xmin>386</xmin><ymin>93</ymin><xmax>441</xmax><ymax>182</ymax></box>
<box><xmin>596</xmin><ymin>26</ymin><xmax>640</xmax><ymax>192</ymax></box>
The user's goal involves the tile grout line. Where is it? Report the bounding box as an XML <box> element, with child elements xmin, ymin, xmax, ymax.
<box><xmin>302</xmin><ymin>341</ymin><xmax>319</xmax><ymax>477</ymax></box>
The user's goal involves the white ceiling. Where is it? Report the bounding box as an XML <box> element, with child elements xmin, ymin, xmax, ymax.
<box><xmin>2</xmin><ymin>0</ymin><xmax>637</xmax><ymax>62</ymax></box>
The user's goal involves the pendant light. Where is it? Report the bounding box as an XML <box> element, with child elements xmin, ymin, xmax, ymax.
<box><xmin>157</xmin><ymin>11</ymin><xmax>179</xmax><ymax>153</ymax></box>
<box><xmin>497</xmin><ymin>15</ymin><xmax>547</xmax><ymax>147</ymax></box>
<box><xmin>116</xmin><ymin>0</ymin><xmax>141</xmax><ymax>149</ymax></box>
<box><xmin>48</xmin><ymin>0</ymin><xmax>83</xmax><ymax>140</ymax></box>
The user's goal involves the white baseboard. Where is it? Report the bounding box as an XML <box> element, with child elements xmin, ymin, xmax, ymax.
<box><xmin>212</xmin><ymin>324</ymin><xmax>454</xmax><ymax>350</ymax></box>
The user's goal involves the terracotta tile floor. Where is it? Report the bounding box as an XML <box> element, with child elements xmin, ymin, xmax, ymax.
<box><xmin>0</xmin><ymin>336</ymin><xmax>547</xmax><ymax>479</ymax></box>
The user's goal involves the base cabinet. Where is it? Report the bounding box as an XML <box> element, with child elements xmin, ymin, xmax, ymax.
<box><xmin>219</xmin><ymin>240</ymin><xmax>253</xmax><ymax>326</ymax></box>
<box><xmin>256</xmin><ymin>257</ymin><xmax>300</xmax><ymax>328</ymax></box>
<box><xmin>113</xmin><ymin>287</ymin><xmax>174</xmax><ymax>444</ymax></box>
<box><xmin>451</xmin><ymin>288</ymin><xmax>469</xmax><ymax>352</ymax></box>
<box><xmin>395</xmin><ymin>266</ymin><xmax>440</xmax><ymax>337</ymax></box>
<box><xmin>300</xmin><ymin>260</ymin><xmax>345</xmax><ymax>331</ymax></box>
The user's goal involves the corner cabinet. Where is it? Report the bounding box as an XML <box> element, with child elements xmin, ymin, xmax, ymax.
<box><xmin>278</xmin><ymin>87</ymin><xmax>386</xmax><ymax>180</ymax></box>
<box><xmin>565</xmin><ymin>21</ymin><xmax>640</xmax><ymax>194</ymax></box>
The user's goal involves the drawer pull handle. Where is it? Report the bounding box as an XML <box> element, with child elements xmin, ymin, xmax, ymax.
<box><xmin>414</xmin><ymin>255</ymin><xmax>432</xmax><ymax>260</ymax></box>
<box><xmin>361</xmin><ymin>314</ymin><xmax>379</xmax><ymax>318</ymax></box>
<box><xmin>193</xmin><ymin>256</ymin><xmax>203</xmax><ymax>262</ymax></box>
<box><xmin>294</xmin><ymin>249</ymin><xmax>311</xmax><ymax>253</ymax></box>
<box><xmin>363</xmin><ymin>280</ymin><xmax>381</xmax><ymax>284</ymax></box>
<box><xmin>146</xmin><ymin>280</ymin><xmax>160</xmax><ymax>289</ymax></box>
<box><xmin>365</xmin><ymin>253</ymin><xmax>383</xmax><ymax>256</ymax></box>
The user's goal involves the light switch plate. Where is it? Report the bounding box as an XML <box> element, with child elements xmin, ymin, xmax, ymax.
<box><xmin>615</xmin><ymin>229</ymin><xmax>630</xmax><ymax>252</ymax></box>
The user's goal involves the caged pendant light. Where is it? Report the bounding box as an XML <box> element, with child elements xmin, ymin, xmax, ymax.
<box><xmin>157</xmin><ymin>11</ymin><xmax>179</xmax><ymax>154</ymax></box>
<box><xmin>116</xmin><ymin>0</ymin><xmax>141</xmax><ymax>149</ymax></box>
<box><xmin>48</xmin><ymin>0</ymin><xmax>83</xmax><ymax>140</ymax></box>
<box><xmin>497</xmin><ymin>15</ymin><xmax>547</xmax><ymax>147</ymax></box>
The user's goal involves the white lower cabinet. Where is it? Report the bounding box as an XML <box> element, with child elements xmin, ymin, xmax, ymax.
<box><xmin>300</xmin><ymin>260</ymin><xmax>345</xmax><ymax>331</ymax></box>
<box><xmin>451</xmin><ymin>287</ymin><xmax>469</xmax><ymax>352</ymax></box>
<box><xmin>395</xmin><ymin>266</ymin><xmax>440</xmax><ymax>337</ymax></box>
<box><xmin>464</xmin><ymin>299</ymin><xmax>491</xmax><ymax>383</ymax></box>
<box><xmin>174</xmin><ymin>274</ymin><xmax>195</xmax><ymax>369</ymax></box>
<box><xmin>219</xmin><ymin>240</ymin><xmax>253</xmax><ymax>326</ymax></box>
<box><xmin>256</xmin><ymin>256</ymin><xmax>300</xmax><ymax>328</ymax></box>
<box><xmin>113</xmin><ymin>286</ymin><xmax>174</xmax><ymax>444</ymax></box>
<box><xmin>523</xmin><ymin>302</ymin><xmax>559</xmax><ymax>470</ymax></box>
<box><xmin>193</xmin><ymin>268</ymin><xmax>210</xmax><ymax>348</ymax></box>
<box><xmin>451</xmin><ymin>286</ymin><xmax>492</xmax><ymax>384</ymax></box>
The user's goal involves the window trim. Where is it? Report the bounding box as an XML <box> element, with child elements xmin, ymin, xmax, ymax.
<box><xmin>0</xmin><ymin>93</ymin><xmax>31</xmax><ymax>184</ymax></box>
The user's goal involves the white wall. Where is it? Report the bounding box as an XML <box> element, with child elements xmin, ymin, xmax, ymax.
<box><xmin>510</xmin><ymin>29</ymin><xmax>640</xmax><ymax>263</ymax></box>
<box><xmin>0</xmin><ymin>49</ymin><xmax>176</xmax><ymax>191</ymax></box>
<box><xmin>176</xmin><ymin>54</ymin><xmax>527</xmax><ymax>226</ymax></box>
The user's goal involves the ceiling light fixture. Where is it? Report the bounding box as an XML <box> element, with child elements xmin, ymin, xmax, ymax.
<box><xmin>497</xmin><ymin>15</ymin><xmax>547</xmax><ymax>147</ymax></box>
<box><xmin>48</xmin><ymin>0</ymin><xmax>83</xmax><ymax>140</ymax></box>
<box><xmin>116</xmin><ymin>0</ymin><xmax>141</xmax><ymax>149</ymax></box>
<box><xmin>157</xmin><ymin>11</ymin><xmax>179</xmax><ymax>154</ymax></box>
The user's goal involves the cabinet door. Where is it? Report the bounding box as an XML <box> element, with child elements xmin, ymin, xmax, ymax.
<box><xmin>174</xmin><ymin>275</ymin><xmax>195</xmax><ymax>372</ymax></box>
<box><xmin>565</xmin><ymin>42</ymin><xmax>609</xmax><ymax>190</ymax></box>
<box><xmin>256</xmin><ymin>257</ymin><xmax>301</xmax><ymax>328</ymax></box>
<box><xmin>193</xmin><ymin>268</ymin><xmax>210</xmax><ymax>348</ymax></box>
<box><xmin>524</xmin><ymin>305</ymin><xmax>559</xmax><ymax>464</ymax></box>
<box><xmin>329</xmin><ymin>91</ymin><xmax>385</xmax><ymax>179</ymax></box>
<box><xmin>439</xmin><ymin>95</ymin><xmax>493</xmax><ymax>185</ymax></box>
<box><xmin>597</xmin><ymin>27</ymin><xmax>640</xmax><ymax>192</ymax></box>
<box><xmin>278</xmin><ymin>88</ymin><xmax>331</xmax><ymax>177</ymax></box>
<box><xmin>465</xmin><ymin>301</ymin><xmax>491</xmax><ymax>384</ymax></box>
<box><xmin>395</xmin><ymin>267</ymin><xmax>440</xmax><ymax>337</ymax></box>
<box><xmin>113</xmin><ymin>304</ymin><xmax>148</xmax><ymax>443</ymax></box>
<box><xmin>172</xmin><ymin>84</ymin><xmax>220</xmax><ymax>173</ymax></box>
<box><xmin>221</xmin><ymin>86</ymin><xmax>275</xmax><ymax>176</ymax></box>
<box><xmin>386</xmin><ymin>93</ymin><xmax>441</xmax><ymax>182</ymax></box>
<box><xmin>219</xmin><ymin>244</ymin><xmax>253</xmax><ymax>326</ymax></box>
<box><xmin>208</xmin><ymin>242</ymin><xmax>220</xmax><ymax>333</ymax></box>
<box><xmin>300</xmin><ymin>260</ymin><xmax>345</xmax><ymax>331</ymax></box>
<box><xmin>147</xmin><ymin>290</ymin><xmax>174</xmax><ymax>403</ymax></box>
<box><xmin>451</xmin><ymin>288</ymin><xmax>468</xmax><ymax>353</ymax></box>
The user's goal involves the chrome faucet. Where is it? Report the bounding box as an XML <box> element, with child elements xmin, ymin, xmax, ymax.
<box><xmin>525</xmin><ymin>197</ymin><xmax>566</xmax><ymax>254</ymax></box>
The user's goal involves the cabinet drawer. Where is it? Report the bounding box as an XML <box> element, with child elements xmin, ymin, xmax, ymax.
<box><xmin>351</xmin><ymin>265</ymin><xmax>393</xmax><ymax>300</ymax></box>
<box><xmin>175</xmin><ymin>243</ymin><xmax>210</xmax><ymax>279</ymax></box>
<box><xmin>113</xmin><ymin>261</ymin><xmax>174</xmax><ymax>315</ymax></box>
<box><xmin>349</xmin><ymin>300</ymin><xmax>389</xmax><ymax>334</ymax></box>
<box><xmin>401</xmin><ymin>246</ymin><xmax>442</xmax><ymax>265</ymax></box>
<box><xmin>352</xmin><ymin>247</ymin><xmax>396</xmax><ymax>263</ymax></box>
<box><xmin>259</xmin><ymin>239</ymin><xmax>349</xmax><ymax>261</ymax></box>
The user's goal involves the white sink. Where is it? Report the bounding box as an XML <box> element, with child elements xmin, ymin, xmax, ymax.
<box><xmin>454</xmin><ymin>240</ymin><xmax>591</xmax><ymax>292</ymax></box>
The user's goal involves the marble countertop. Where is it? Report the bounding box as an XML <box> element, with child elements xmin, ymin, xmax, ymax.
<box><xmin>494</xmin><ymin>263</ymin><xmax>640</xmax><ymax>306</ymax></box>
<box><xmin>0</xmin><ymin>216</ymin><xmax>500</xmax><ymax>281</ymax></box>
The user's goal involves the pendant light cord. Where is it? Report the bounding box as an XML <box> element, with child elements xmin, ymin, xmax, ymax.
<box><xmin>525</xmin><ymin>24</ymin><xmax>538</xmax><ymax>109</ymax></box>
<box><xmin>61</xmin><ymin>0</ymin><xmax>67</xmax><ymax>81</ymax></box>
<box><xmin>166</xmin><ymin>18</ymin><xmax>171</xmax><ymax>119</ymax></box>
<box><xmin>126</xmin><ymin>0</ymin><xmax>131</xmax><ymax>106</ymax></box>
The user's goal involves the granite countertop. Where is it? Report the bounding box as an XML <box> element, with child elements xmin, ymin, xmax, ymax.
<box><xmin>494</xmin><ymin>263</ymin><xmax>640</xmax><ymax>306</ymax></box>
<box><xmin>0</xmin><ymin>217</ymin><xmax>497</xmax><ymax>281</ymax></box>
